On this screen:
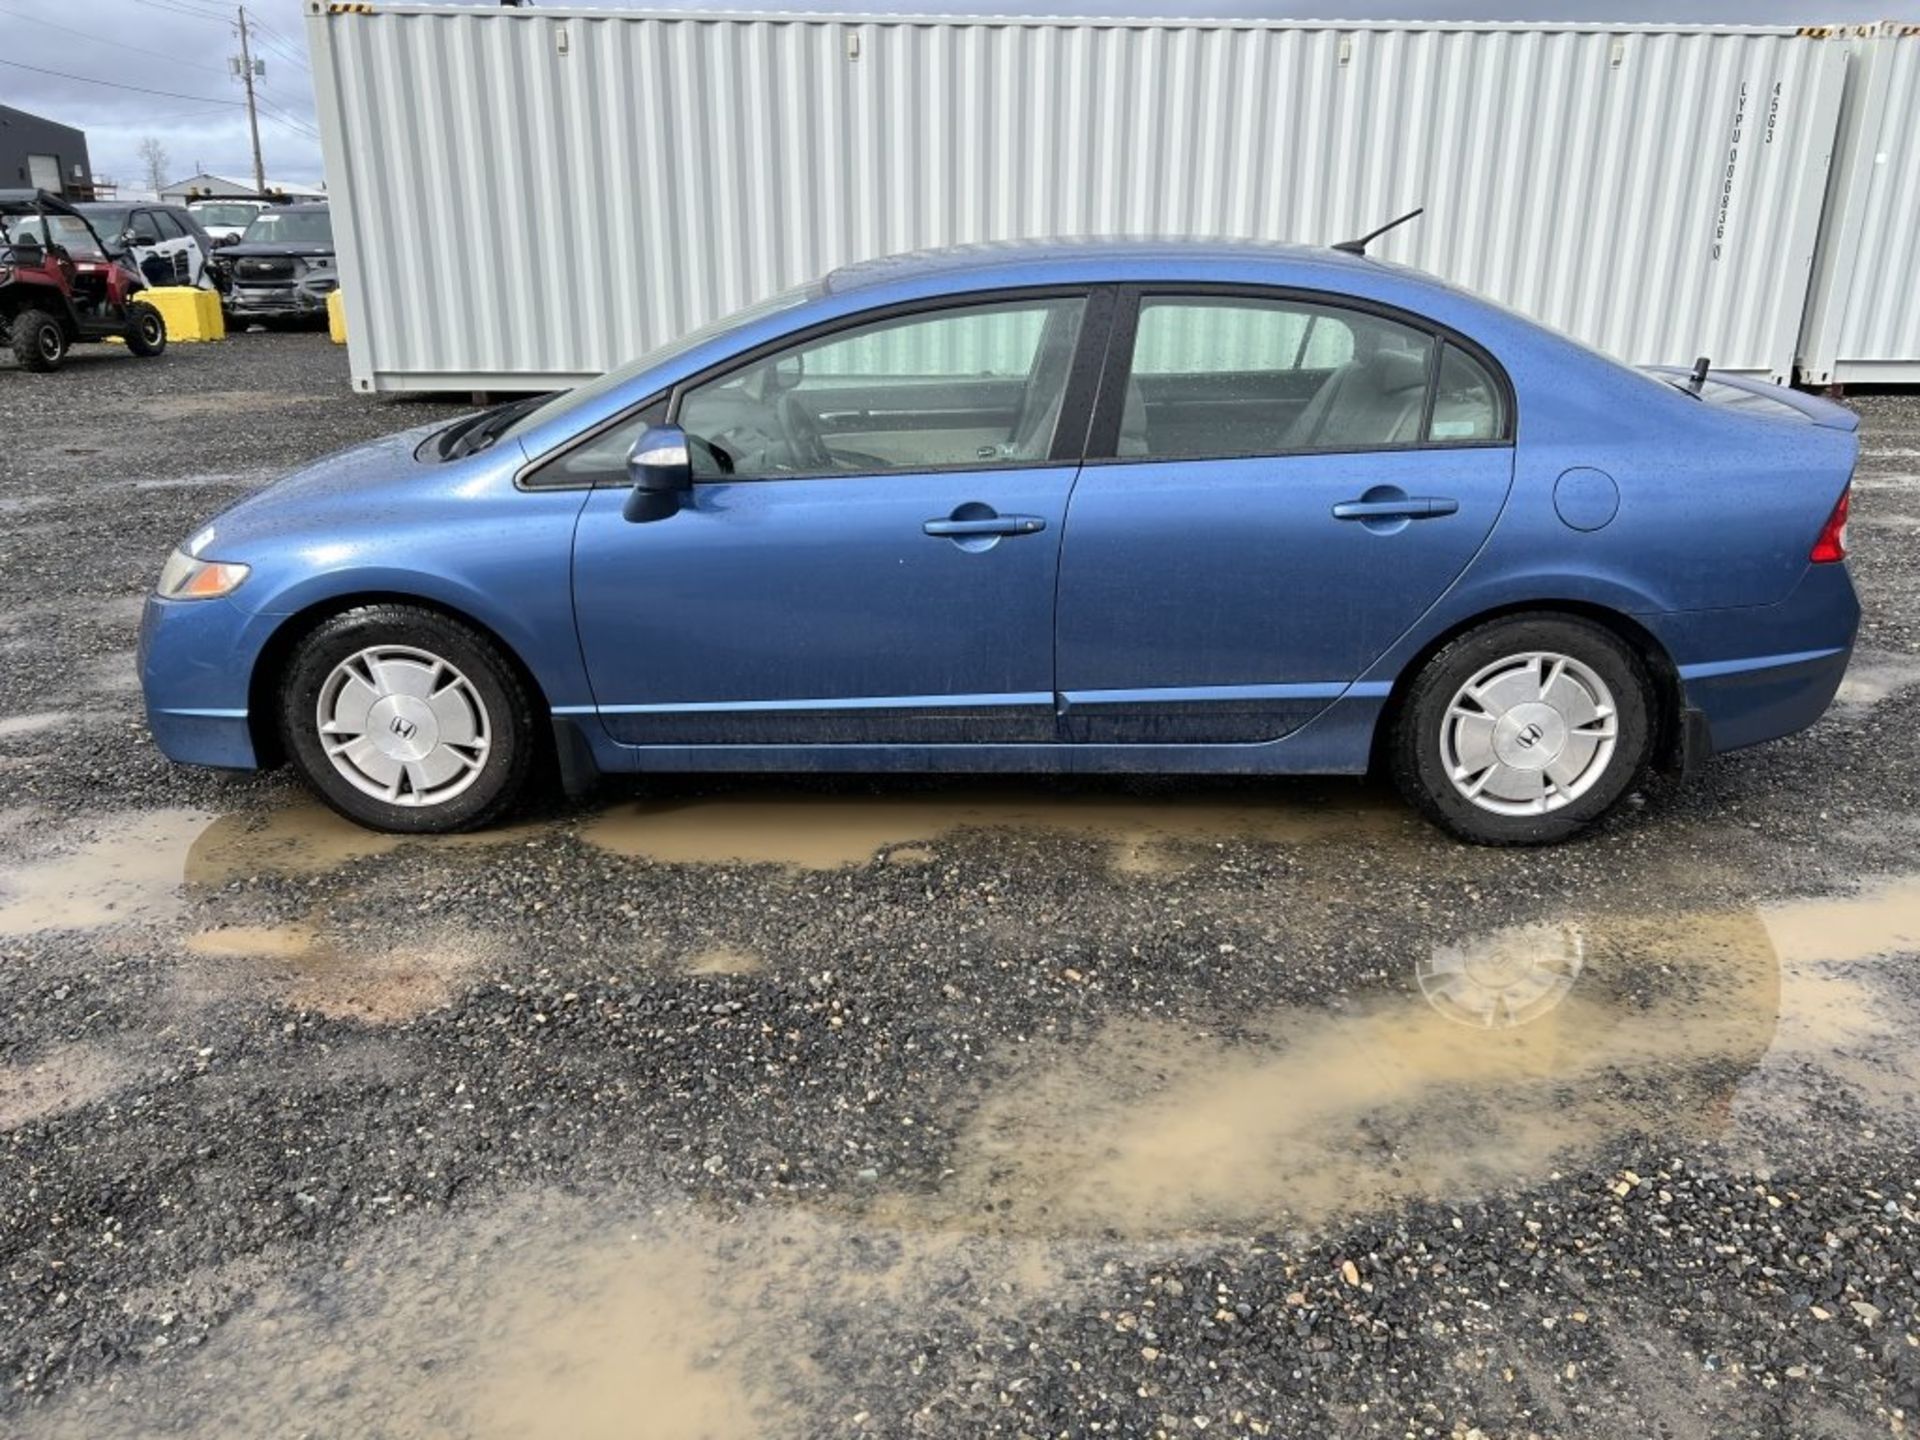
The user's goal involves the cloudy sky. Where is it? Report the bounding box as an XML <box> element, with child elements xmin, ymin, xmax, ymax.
<box><xmin>7</xmin><ymin>0</ymin><xmax>1916</xmax><ymax>197</ymax></box>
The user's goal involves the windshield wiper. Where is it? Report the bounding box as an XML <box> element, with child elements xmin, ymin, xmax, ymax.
<box><xmin>437</xmin><ymin>395</ymin><xmax>548</xmax><ymax>461</ymax></box>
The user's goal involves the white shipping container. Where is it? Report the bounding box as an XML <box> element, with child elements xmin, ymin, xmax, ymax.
<box><xmin>305</xmin><ymin>4</ymin><xmax>1850</xmax><ymax>393</ymax></box>
<box><xmin>1797</xmin><ymin>24</ymin><xmax>1920</xmax><ymax>387</ymax></box>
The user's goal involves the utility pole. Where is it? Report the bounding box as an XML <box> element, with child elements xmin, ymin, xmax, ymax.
<box><xmin>234</xmin><ymin>6</ymin><xmax>267</xmax><ymax>196</ymax></box>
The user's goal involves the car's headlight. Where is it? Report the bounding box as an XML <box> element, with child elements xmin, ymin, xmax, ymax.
<box><xmin>157</xmin><ymin>547</ymin><xmax>250</xmax><ymax>600</ymax></box>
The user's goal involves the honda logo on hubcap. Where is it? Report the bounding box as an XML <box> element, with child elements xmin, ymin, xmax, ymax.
<box><xmin>390</xmin><ymin>716</ymin><xmax>418</xmax><ymax>740</ymax></box>
<box><xmin>1515</xmin><ymin>721</ymin><xmax>1546</xmax><ymax>749</ymax></box>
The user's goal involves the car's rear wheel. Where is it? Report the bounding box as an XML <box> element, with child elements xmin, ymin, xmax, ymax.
<box><xmin>1390</xmin><ymin>614</ymin><xmax>1655</xmax><ymax>845</ymax></box>
<box><xmin>125</xmin><ymin>300</ymin><xmax>167</xmax><ymax>357</ymax></box>
<box><xmin>279</xmin><ymin>605</ymin><xmax>542</xmax><ymax>833</ymax></box>
<box><xmin>11</xmin><ymin>308</ymin><xmax>67</xmax><ymax>371</ymax></box>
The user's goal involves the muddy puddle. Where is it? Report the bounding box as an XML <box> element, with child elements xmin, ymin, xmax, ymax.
<box><xmin>584</xmin><ymin>779</ymin><xmax>1403</xmax><ymax>871</ymax></box>
<box><xmin>15</xmin><ymin>877</ymin><xmax>1920</xmax><ymax>1436</ymax></box>
<box><xmin>18</xmin><ymin>1190</ymin><xmax>1063</xmax><ymax>1440</ymax></box>
<box><xmin>0</xmin><ymin>803</ymin><xmax>510</xmax><ymax>938</ymax></box>
<box><xmin>184</xmin><ymin>921</ymin><xmax>496</xmax><ymax>1022</ymax></box>
<box><xmin>893</xmin><ymin>877</ymin><xmax>1920</xmax><ymax>1241</ymax></box>
<box><xmin>0</xmin><ymin>1040</ymin><xmax>130</xmax><ymax>1129</ymax></box>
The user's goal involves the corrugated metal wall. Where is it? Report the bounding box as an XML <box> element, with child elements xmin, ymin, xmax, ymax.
<box><xmin>1797</xmin><ymin>25</ymin><xmax>1920</xmax><ymax>386</ymax></box>
<box><xmin>307</xmin><ymin>6</ymin><xmax>1848</xmax><ymax>393</ymax></box>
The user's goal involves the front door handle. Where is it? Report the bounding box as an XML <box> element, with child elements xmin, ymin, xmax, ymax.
<box><xmin>923</xmin><ymin>515</ymin><xmax>1047</xmax><ymax>538</ymax></box>
<box><xmin>1331</xmin><ymin>496</ymin><xmax>1460</xmax><ymax>521</ymax></box>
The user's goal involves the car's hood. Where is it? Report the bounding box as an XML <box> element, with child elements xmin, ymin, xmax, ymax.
<box><xmin>199</xmin><ymin>423</ymin><xmax>458</xmax><ymax>552</ymax></box>
<box><xmin>222</xmin><ymin>242</ymin><xmax>335</xmax><ymax>261</ymax></box>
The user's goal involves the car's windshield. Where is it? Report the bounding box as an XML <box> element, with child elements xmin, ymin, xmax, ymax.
<box><xmin>241</xmin><ymin>209</ymin><xmax>332</xmax><ymax>245</ymax></box>
<box><xmin>500</xmin><ymin>280</ymin><xmax>820</xmax><ymax>448</ymax></box>
<box><xmin>77</xmin><ymin>206</ymin><xmax>131</xmax><ymax>238</ymax></box>
<box><xmin>1</xmin><ymin>211</ymin><xmax>106</xmax><ymax>260</ymax></box>
<box><xmin>192</xmin><ymin>203</ymin><xmax>260</xmax><ymax>227</ymax></box>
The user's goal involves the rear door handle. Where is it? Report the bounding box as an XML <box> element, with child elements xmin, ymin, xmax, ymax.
<box><xmin>1331</xmin><ymin>497</ymin><xmax>1460</xmax><ymax>520</ymax></box>
<box><xmin>923</xmin><ymin>515</ymin><xmax>1047</xmax><ymax>537</ymax></box>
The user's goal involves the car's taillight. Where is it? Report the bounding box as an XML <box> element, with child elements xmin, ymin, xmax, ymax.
<box><xmin>1811</xmin><ymin>486</ymin><xmax>1851</xmax><ymax>564</ymax></box>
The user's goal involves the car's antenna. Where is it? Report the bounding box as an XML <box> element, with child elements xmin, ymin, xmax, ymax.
<box><xmin>1332</xmin><ymin>206</ymin><xmax>1425</xmax><ymax>256</ymax></box>
<box><xmin>1687</xmin><ymin>355</ymin><xmax>1710</xmax><ymax>394</ymax></box>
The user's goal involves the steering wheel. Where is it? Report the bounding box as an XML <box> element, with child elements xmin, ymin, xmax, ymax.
<box><xmin>777</xmin><ymin>391</ymin><xmax>835</xmax><ymax>472</ymax></box>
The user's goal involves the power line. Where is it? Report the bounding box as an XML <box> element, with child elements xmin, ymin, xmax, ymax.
<box><xmin>0</xmin><ymin>55</ymin><xmax>244</xmax><ymax>107</ymax></box>
<box><xmin>247</xmin><ymin>13</ymin><xmax>310</xmax><ymax>57</ymax></box>
<box><xmin>255</xmin><ymin>97</ymin><xmax>321</xmax><ymax>141</ymax></box>
<box><xmin>0</xmin><ymin>1</ymin><xmax>229</xmax><ymax>74</ymax></box>
<box><xmin>127</xmin><ymin>0</ymin><xmax>235</xmax><ymax>20</ymax></box>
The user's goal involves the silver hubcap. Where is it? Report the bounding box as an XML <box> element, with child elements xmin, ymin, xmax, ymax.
<box><xmin>316</xmin><ymin>645</ymin><xmax>491</xmax><ymax>807</ymax></box>
<box><xmin>1442</xmin><ymin>651</ymin><xmax>1618</xmax><ymax>815</ymax></box>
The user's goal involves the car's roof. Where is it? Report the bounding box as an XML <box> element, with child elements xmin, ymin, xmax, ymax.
<box><xmin>0</xmin><ymin>188</ymin><xmax>82</xmax><ymax>218</ymax></box>
<box><xmin>822</xmin><ymin>236</ymin><xmax>1383</xmax><ymax>294</ymax></box>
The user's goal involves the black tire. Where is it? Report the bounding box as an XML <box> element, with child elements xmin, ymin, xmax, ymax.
<box><xmin>125</xmin><ymin>300</ymin><xmax>167</xmax><ymax>357</ymax></box>
<box><xmin>278</xmin><ymin>604</ymin><xmax>544</xmax><ymax>833</ymax></box>
<box><xmin>10</xmin><ymin>307</ymin><xmax>67</xmax><ymax>371</ymax></box>
<box><xmin>1390</xmin><ymin>613</ymin><xmax>1656</xmax><ymax>846</ymax></box>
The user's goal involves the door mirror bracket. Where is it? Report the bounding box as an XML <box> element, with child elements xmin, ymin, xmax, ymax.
<box><xmin>624</xmin><ymin>424</ymin><xmax>694</xmax><ymax>523</ymax></box>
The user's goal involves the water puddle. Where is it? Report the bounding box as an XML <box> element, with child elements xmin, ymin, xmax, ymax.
<box><xmin>0</xmin><ymin>803</ymin><xmax>510</xmax><ymax>939</ymax></box>
<box><xmin>0</xmin><ymin>1040</ymin><xmax>128</xmax><ymax>1130</ymax></box>
<box><xmin>184</xmin><ymin>921</ymin><xmax>495</xmax><ymax>1022</ymax></box>
<box><xmin>0</xmin><ymin>809</ymin><xmax>216</xmax><ymax>936</ymax></box>
<box><xmin>19</xmin><ymin>1193</ymin><xmax>1056</xmax><ymax>1440</ymax></box>
<box><xmin>897</xmin><ymin>909</ymin><xmax>1785</xmax><ymax>1239</ymax></box>
<box><xmin>886</xmin><ymin>877</ymin><xmax>1920</xmax><ymax>1241</ymax></box>
<box><xmin>583</xmin><ymin>780</ymin><xmax>1401</xmax><ymax>871</ymax></box>
<box><xmin>14</xmin><ymin>878</ymin><xmax>1920</xmax><ymax>1436</ymax></box>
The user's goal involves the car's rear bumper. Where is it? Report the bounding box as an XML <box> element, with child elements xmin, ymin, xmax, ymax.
<box><xmin>1648</xmin><ymin>563</ymin><xmax>1860</xmax><ymax>756</ymax></box>
<box><xmin>139</xmin><ymin>594</ymin><xmax>263</xmax><ymax>769</ymax></box>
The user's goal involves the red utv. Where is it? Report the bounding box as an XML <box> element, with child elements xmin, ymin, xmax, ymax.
<box><xmin>0</xmin><ymin>189</ymin><xmax>166</xmax><ymax>372</ymax></box>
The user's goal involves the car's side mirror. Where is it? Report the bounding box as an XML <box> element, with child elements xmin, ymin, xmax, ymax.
<box><xmin>623</xmin><ymin>423</ymin><xmax>693</xmax><ymax>523</ymax></box>
<box><xmin>119</xmin><ymin>230</ymin><xmax>143</xmax><ymax>250</ymax></box>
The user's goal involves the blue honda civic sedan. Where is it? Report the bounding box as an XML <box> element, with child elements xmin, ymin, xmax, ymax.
<box><xmin>138</xmin><ymin>238</ymin><xmax>1859</xmax><ymax>844</ymax></box>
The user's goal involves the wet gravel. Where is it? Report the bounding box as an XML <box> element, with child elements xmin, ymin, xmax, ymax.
<box><xmin>2</xmin><ymin>336</ymin><xmax>1920</xmax><ymax>1438</ymax></box>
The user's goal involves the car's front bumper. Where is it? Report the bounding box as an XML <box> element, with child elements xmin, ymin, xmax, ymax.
<box><xmin>139</xmin><ymin>594</ymin><xmax>267</xmax><ymax>769</ymax></box>
<box><xmin>224</xmin><ymin>280</ymin><xmax>335</xmax><ymax>317</ymax></box>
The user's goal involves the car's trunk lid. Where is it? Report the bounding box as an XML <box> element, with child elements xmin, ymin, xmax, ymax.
<box><xmin>1641</xmin><ymin>366</ymin><xmax>1859</xmax><ymax>432</ymax></box>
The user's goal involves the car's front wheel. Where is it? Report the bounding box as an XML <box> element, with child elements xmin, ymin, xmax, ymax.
<box><xmin>279</xmin><ymin>605</ymin><xmax>542</xmax><ymax>832</ymax></box>
<box><xmin>1391</xmin><ymin>614</ymin><xmax>1655</xmax><ymax>845</ymax></box>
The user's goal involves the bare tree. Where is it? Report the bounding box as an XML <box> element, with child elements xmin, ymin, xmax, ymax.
<box><xmin>137</xmin><ymin>137</ymin><xmax>170</xmax><ymax>197</ymax></box>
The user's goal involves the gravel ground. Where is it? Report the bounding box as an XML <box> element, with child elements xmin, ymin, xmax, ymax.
<box><xmin>2</xmin><ymin>335</ymin><xmax>1920</xmax><ymax>1439</ymax></box>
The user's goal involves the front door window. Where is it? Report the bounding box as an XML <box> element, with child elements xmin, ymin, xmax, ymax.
<box><xmin>676</xmin><ymin>296</ymin><xmax>1088</xmax><ymax>479</ymax></box>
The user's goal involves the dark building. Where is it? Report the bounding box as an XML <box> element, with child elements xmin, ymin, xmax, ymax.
<box><xmin>0</xmin><ymin>104</ymin><xmax>93</xmax><ymax>199</ymax></box>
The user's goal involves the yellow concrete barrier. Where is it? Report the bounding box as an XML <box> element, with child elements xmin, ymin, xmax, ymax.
<box><xmin>327</xmin><ymin>287</ymin><xmax>347</xmax><ymax>344</ymax></box>
<box><xmin>142</xmin><ymin>286</ymin><xmax>226</xmax><ymax>342</ymax></box>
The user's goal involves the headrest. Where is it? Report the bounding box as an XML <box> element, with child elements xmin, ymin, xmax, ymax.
<box><xmin>1370</xmin><ymin>347</ymin><xmax>1429</xmax><ymax>395</ymax></box>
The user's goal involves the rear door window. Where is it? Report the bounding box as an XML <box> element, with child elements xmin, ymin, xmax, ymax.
<box><xmin>1117</xmin><ymin>296</ymin><xmax>1437</xmax><ymax>459</ymax></box>
<box><xmin>1428</xmin><ymin>343</ymin><xmax>1507</xmax><ymax>442</ymax></box>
